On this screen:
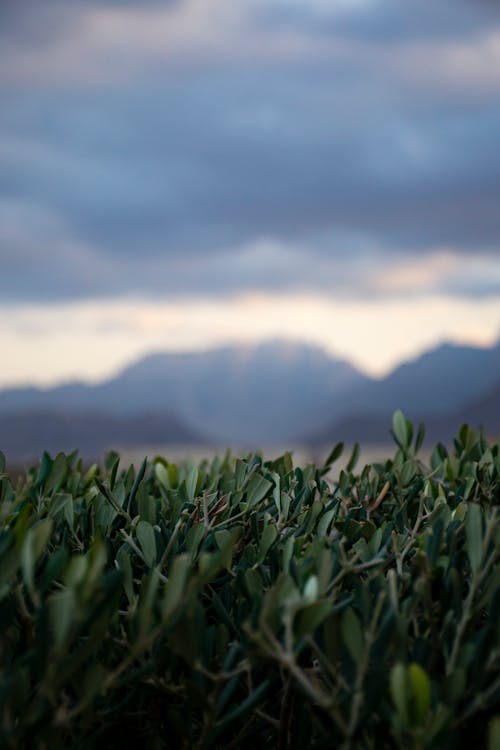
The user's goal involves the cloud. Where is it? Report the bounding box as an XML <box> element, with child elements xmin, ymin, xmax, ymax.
<box><xmin>256</xmin><ymin>0</ymin><xmax>500</xmax><ymax>44</ymax></box>
<box><xmin>1</xmin><ymin>0</ymin><xmax>500</xmax><ymax>96</ymax></box>
<box><xmin>0</xmin><ymin>0</ymin><xmax>499</xmax><ymax>307</ymax></box>
<box><xmin>369</xmin><ymin>251</ymin><xmax>500</xmax><ymax>299</ymax></box>
<box><xmin>1</xmin><ymin>73</ymin><xmax>498</xmax><ymax>275</ymax></box>
<box><xmin>1</xmin><ymin>203</ymin><xmax>497</xmax><ymax>304</ymax></box>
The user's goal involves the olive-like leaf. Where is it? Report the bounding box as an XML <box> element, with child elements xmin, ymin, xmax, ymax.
<box><xmin>137</xmin><ymin>520</ymin><xmax>157</xmax><ymax>567</ymax></box>
<box><xmin>341</xmin><ymin>607</ymin><xmax>363</xmax><ymax>664</ymax></box>
<box><xmin>465</xmin><ymin>503</ymin><xmax>483</xmax><ymax>576</ymax></box>
<box><xmin>393</xmin><ymin>410</ymin><xmax>409</xmax><ymax>449</ymax></box>
<box><xmin>408</xmin><ymin>663</ymin><xmax>431</xmax><ymax>724</ymax></box>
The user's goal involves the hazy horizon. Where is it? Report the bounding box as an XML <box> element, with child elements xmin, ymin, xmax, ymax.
<box><xmin>2</xmin><ymin>331</ymin><xmax>500</xmax><ymax>391</ymax></box>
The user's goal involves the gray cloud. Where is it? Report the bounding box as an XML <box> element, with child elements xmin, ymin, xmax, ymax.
<box><xmin>255</xmin><ymin>0</ymin><xmax>500</xmax><ymax>43</ymax></box>
<box><xmin>0</xmin><ymin>0</ymin><xmax>178</xmax><ymax>47</ymax></box>
<box><xmin>0</xmin><ymin>0</ymin><xmax>499</xmax><ymax>304</ymax></box>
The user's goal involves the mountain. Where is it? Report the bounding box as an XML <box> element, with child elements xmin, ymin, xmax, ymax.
<box><xmin>310</xmin><ymin>342</ymin><xmax>500</xmax><ymax>444</ymax></box>
<box><xmin>115</xmin><ymin>341</ymin><xmax>367</xmax><ymax>443</ymax></box>
<box><xmin>1</xmin><ymin>339</ymin><xmax>498</xmax><ymax>460</ymax></box>
<box><xmin>334</xmin><ymin>341</ymin><xmax>500</xmax><ymax>420</ymax></box>
<box><xmin>0</xmin><ymin>411</ymin><xmax>203</xmax><ymax>463</ymax></box>
<box><xmin>447</xmin><ymin>380</ymin><xmax>500</xmax><ymax>438</ymax></box>
<box><xmin>0</xmin><ymin>341</ymin><xmax>368</xmax><ymax>454</ymax></box>
<box><xmin>311</xmin><ymin>382</ymin><xmax>500</xmax><ymax>446</ymax></box>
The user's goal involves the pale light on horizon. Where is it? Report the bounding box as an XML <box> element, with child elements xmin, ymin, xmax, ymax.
<box><xmin>1</xmin><ymin>292</ymin><xmax>499</xmax><ymax>388</ymax></box>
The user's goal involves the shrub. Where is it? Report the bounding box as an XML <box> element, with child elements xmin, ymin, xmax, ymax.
<box><xmin>0</xmin><ymin>413</ymin><xmax>498</xmax><ymax>749</ymax></box>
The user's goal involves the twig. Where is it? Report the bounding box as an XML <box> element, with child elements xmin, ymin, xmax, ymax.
<box><xmin>446</xmin><ymin>510</ymin><xmax>498</xmax><ymax>675</ymax></box>
<box><xmin>367</xmin><ymin>481</ymin><xmax>390</xmax><ymax>514</ymax></box>
<box><xmin>344</xmin><ymin>592</ymin><xmax>385</xmax><ymax>746</ymax></box>
<box><xmin>278</xmin><ymin>676</ymin><xmax>294</xmax><ymax>750</ymax></box>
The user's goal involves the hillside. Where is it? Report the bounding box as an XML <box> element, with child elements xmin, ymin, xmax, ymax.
<box><xmin>333</xmin><ymin>341</ymin><xmax>500</xmax><ymax>419</ymax></box>
<box><xmin>1</xmin><ymin>339</ymin><xmax>499</xmax><ymax>459</ymax></box>
<box><xmin>0</xmin><ymin>410</ymin><xmax>203</xmax><ymax>462</ymax></box>
<box><xmin>0</xmin><ymin>341</ymin><xmax>368</xmax><ymax>447</ymax></box>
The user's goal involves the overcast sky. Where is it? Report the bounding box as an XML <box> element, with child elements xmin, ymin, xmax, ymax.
<box><xmin>1</xmin><ymin>0</ymin><xmax>499</xmax><ymax>385</ymax></box>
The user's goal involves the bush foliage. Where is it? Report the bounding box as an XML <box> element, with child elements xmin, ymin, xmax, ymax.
<box><xmin>0</xmin><ymin>412</ymin><xmax>499</xmax><ymax>749</ymax></box>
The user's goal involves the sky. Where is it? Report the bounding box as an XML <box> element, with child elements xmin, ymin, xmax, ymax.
<box><xmin>1</xmin><ymin>0</ymin><xmax>499</xmax><ymax>386</ymax></box>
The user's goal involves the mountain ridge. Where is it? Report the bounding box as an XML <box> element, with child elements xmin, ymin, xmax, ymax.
<box><xmin>1</xmin><ymin>338</ymin><xmax>498</xmax><ymax>458</ymax></box>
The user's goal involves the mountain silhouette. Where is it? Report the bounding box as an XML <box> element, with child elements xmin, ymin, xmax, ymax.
<box><xmin>310</xmin><ymin>341</ymin><xmax>500</xmax><ymax>443</ymax></box>
<box><xmin>1</xmin><ymin>339</ymin><xmax>498</xmax><ymax>460</ymax></box>
<box><xmin>336</xmin><ymin>341</ymin><xmax>500</xmax><ymax>417</ymax></box>
<box><xmin>0</xmin><ymin>341</ymin><xmax>366</xmax><ymax>457</ymax></box>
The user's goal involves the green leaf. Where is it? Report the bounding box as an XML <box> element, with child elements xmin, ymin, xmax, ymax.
<box><xmin>104</xmin><ymin>450</ymin><xmax>120</xmax><ymax>474</ymax></box>
<box><xmin>168</xmin><ymin>462</ymin><xmax>178</xmax><ymax>488</ymax></box>
<box><xmin>163</xmin><ymin>554</ymin><xmax>191</xmax><ymax>618</ymax></box>
<box><xmin>489</xmin><ymin>717</ymin><xmax>500</xmax><ymax>750</ymax></box>
<box><xmin>282</xmin><ymin>536</ymin><xmax>294</xmax><ymax>573</ymax></box>
<box><xmin>294</xmin><ymin>600</ymin><xmax>331</xmax><ymax>640</ymax></box>
<box><xmin>127</xmin><ymin>457</ymin><xmax>148</xmax><ymax>509</ymax></box>
<box><xmin>214</xmin><ymin>528</ymin><xmax>231</xmax><ymax>551</ymax></box>
<box><xmin>137</xmin><ymin>521</ymin><xmax>157</xmax><ymax>567</ymax></box>
<box><xmin>95</xmin><ymin>478</ymin><xmax>124</xmax><ymax>518</ymax></box>
<box><xmin>271</xmin><ymin>472</ymin><xmax>281</xmax><ymax>514</ymax></box>
<box><xmin>323</xmin><ymin>442</ymin><xmax>344</xmax><ymax>472</ymax></box>
<box><xmin>246</xmin><ymin>474</ymin><xmax>273</xmax><ymax>507</ymax></box>
<box><xmin>235</xmin><ymin>458</ymin><xmax>249</xmax><ymax>490</ymax></box>
<box><xmin>36</xmin><ymin>451</ymin><xmax>53</xmax><ymax>488</ymax></box>
<box><xmin>414</xmin><ymin>422</ymin><xmax>425</xmax><ymax>453</ymax></box>
<box><xmin>282</xmin><ymin>451</ymin><xmax>294</xmax><ymax>474</ymax></box>
<box><xmin>85</xmin><ymin>540</ymin><xmax>107</xmax><ymax>590</ymax></box>
<box><xmin>64</xmin><ymin>555</ymin><xmax>87</xmax><ymax>588</ymax></box>
<box><xmin>64</xmin><ymin>498</ymin><xmax>74</xmax><ymax>531</ymax></box>
<box><xmin>393</xmin><ymin>410</ymin><xmax>409</xmax><ymax>449</ymax></box>
<box><xmin>80</xmin><ymin>664</ymin><xmax>108</xmax><ymax>706</ymax></box>
<box><xmin>215</xmin><ymin>679</ymin><xmax>271</xmax><ymax>730</ymax></box>
<box><xmin>462</xmin><ymin>475</ymin><xmax>475</xmax><ymax>501</ymax></box>
<box><xmin>48</xmin><ymin>493</ymin><xmax>75</xmax><ymax>531</ymax></box>
<box><xmin>138</xmin><ymin>488</ymin><xmax>157</xmax><ymax>524</ymax></box>
<box><xmin>0</xmin><ymin>451</ymin><xmax>5</xmax><ymax>474</ymax></box>
<box><xmin>400</xmin><ymin>461</ymin><xmax>416</xmax><ymax>486</ymax></box>
<box><xmin>448</xmin><ymin>668</ymin><xmax>466</xmax><ymax>703</ymax></box>
<box><xmin>257</xmin><ymin>524</ymin><xmax>278</xmax><ymax>563</ymax></box>
<box><xmin>452</xmin><ymin>501</ymin><xmax>467</xmax><ymax>522</ymax></box>
<box><xmin>303</xmin><ymin>575</ymin><xmax>318</xmax><ymax>603</ymax></box>
<box><xmin>409</xmin><ymin>663</ymin><xmax>431</xmax><ymax>724</ymax></box>
<box><xmin>341</xmin><ymin>607</ymin><xmax>363</xmax><ymax>663</ymax></box>
<box><xmin>47</xmin><ymin>492</ymin><xmax>69</xmax><ymax>518</ymax></box>
<box><xmin>208</xmin><ymin>528</ymin><xmax>240</xmax><ymax>575</ymax></box>
<box><xmin>45</xmin><ymin>452</ymin><xmax>68</xmax><ymax>494</ymax></box>
<box><xmin>108</xmin><ymin>453</ymin><xmax>121</xmax><ymax>490</ymax></box>
<box><xmin>245</xmin><ymin>567</ymin><xmax>262</xmax><ymax>598</ymax></box>
<box><xmin>154</xmin><ymin>461</ymin><xmax>170</xmax><ymax>490</ymax></box>
<box><xmin>465</xmin><ymin>503</ymin><xmax>483</xmax><ymax>575</ymax></box>
<box><xmin>185</xmin><ymin>466</ymin><xmax>200</xmax><ymax>501</ymax></box>
<box><xmin>48</xmin><ymin>588</ymin><xmax>76</xmax><ymax>649</ymax></box>
<box><xmin>186</xmin><ymin>523</ymin><xmax>205</xmax><ymax>560</ymax></box>
<box><xmin>21</xmin><ymin>519</ymin><xmax>53</xmax><ymax>595</ymax></box>
<box><xmin>390</xmin><ymin>663</ymin><xmax>409</xmax><ymax>724</ymax></box>
<box><xmin>346</xmin><ymin>443</ymin><xmax>360</xmax><ymax>473</ymax></box>
<box><xmin>317</xmin><ymin>503</ymin><xmax>339</xmax><ymax>535</ymax></box>
<box><xmin>138</xmin><ymin>568</ymin><xmax>161</xmax><ymax>632</ymax></box>
<box><xmin>116</xmin><ymin>546</ymin><xmax>135</xmax><ymax>604</ymax></box>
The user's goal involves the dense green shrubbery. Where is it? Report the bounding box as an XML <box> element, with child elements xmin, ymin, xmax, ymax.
<box><xmin>0</xmin><ymin>412</ymin><xmax>499</xmax><ymax>749</ymax></box>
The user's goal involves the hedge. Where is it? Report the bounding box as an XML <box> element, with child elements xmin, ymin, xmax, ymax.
<box><xmin>0</xmin><ymin>412</ymin><xmax>498</xmax><ymax>749</ymax></box>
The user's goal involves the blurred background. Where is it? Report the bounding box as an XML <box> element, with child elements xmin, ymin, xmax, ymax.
<box><xmin>1</xmin><ymin>0</ymin><xmax>499</xmax><ymax>464</ymax></box>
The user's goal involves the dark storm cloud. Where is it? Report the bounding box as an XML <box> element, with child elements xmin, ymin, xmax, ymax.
<box><xmin>0</xmin><ymin>0</ymin><xmax>499</xmax><ymax>302</ymax></box>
